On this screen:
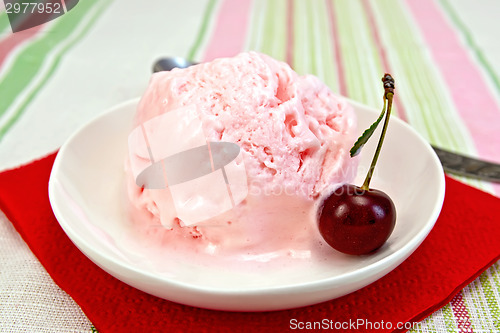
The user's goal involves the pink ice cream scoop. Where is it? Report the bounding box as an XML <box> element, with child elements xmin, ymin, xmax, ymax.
<box><xmin>125</xmin><ymin>52</ymin><xmax>358</xmax><ymax>261</ymax></box>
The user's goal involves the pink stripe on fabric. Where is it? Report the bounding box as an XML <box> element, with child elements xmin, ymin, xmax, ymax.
<box><xmin>202</xmin><ymin>0</ymin><xmax>253</xmax><ymax>62</ymax></box>
<box><xmin>326</xmin><ymin>0</ymin><xmax>347</xmax><ymax>97</ymax></box>
<box><xmin>406</xmin><ymin>0</ymin><xmax>500</xmax><ymax>195</ymax></box>
<box><xmin>0</xmin><ymin>25</ymin><xmax>44</xmax><ymax>68</ymax></box>
<box><xmin>362</xmin><ymin>0</ymin><xmax>408</xmax><ymax>122</ymax></box>
<box><xmin>450</xmin><ymin>292</ymin><xmax>474</xmax><ymax>333</ymax></box>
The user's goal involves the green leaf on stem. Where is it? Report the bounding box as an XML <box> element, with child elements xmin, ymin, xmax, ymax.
<box><xmin>349</xmin><ymin>99</ymin><xmax>387</xmax><ymax>157</ymax></box>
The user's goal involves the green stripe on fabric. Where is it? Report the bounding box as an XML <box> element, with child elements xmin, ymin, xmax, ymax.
<box><xmin>479</xmin><ymin>271</ymin><xmax>500</xmax><ymax>330</ymax></box>
<box><xmin>0</xmin><ymin>11</ymin><xmax>10</xmax><ymax>33</ymax></box>
<box><xmin>375</xmin><ymin>1</ymin><xmax>492</xmax><ymax>191</ymax></box>
<box><xmin>461</xmin><ymin>284</ymin><xmax>482</xmax><ymax>332</ymax></box>
<box><xmin>273</xmin><ymin>0</ymin><xmax>287</xmax><ymax>62</ymax></box>
<box><xmin>186</xmin><ymin>0</ymin><xmax>218</xmax><ymax>61</ymax></box>
<box><xmin>257</xmin><ymin>0</ymin><xmax>272</xmax><ymax>56</ymax></box>
<box><xmin>369</xmin><ymin>0</ymin><xmax>491</xmax><ymax>191</ymax></box>
<box><xmin>292</xmin><ymin>0</ymin><xmax>308</xmax><ymax>75</ymax></box>
<box><xmin>292</xmin><ymin>0</ymin><xmax>338</xmax><ymax>92</ymax></box>
<box><xmin>465</xmin><ymin>277</ymin><xmax>496</xmax><ymax>331</ymax></box>
<box><xmin>246</xmin><ymin>0</ymin><xmax>287</xmax><ymax>62</ymax></box>
<box><xmin>439</xmin><ymin>0</ymin><xmax>500</xmax><ymax>96</ymax></box>
<box><xmin>332</xmin><ymin>0</ymin><xmax>383</xmax><ymax>108</ymax></box>
<box><xmin>312</xmin><ymin>0</ymin><xmax>337</xmax><ymax>92</ymax></box>
<box><xmin>246</xmin><ymin>0</ymin><xmax>338</xmax><ymax>90</ymax></box>
<box><xmin>0</xmin><ymin>0</ymin><xmax>113</xmax><ymax>141</ymax></box>
<box><xmin>491</xmin><ymin>263</ymin><xmax>500</xmax><ymax>328</ymax></box>
<box><xmin>407</xmin><ymin>318</ymin><xmax>434</xmax><ymax>333</ymax></box>
<box><xmin>0</xmin><ymin>0</ymin><xmax>102</xmax><ymax>117</ymax></box>
<box><xmin>491</xmin><ymin>263</ymin><xmax>500</xmax><ymax>298</ymax></box>
<box><xmin>259</xmin><ymin>0</ymin><xmax>286</xmax><ymax>61</ymax></box>
<box><xmin>423</xmin><ymin>317</ymin><xmax>440</xmax><ymax>333</ymax></box>
<box><xmin>371</xmin><ymin>0</ymin><xmax>450</xmax><ymax>146</ymax></box>
<box><xmin>245</xmin><ymin>0</ymin><xmax>264</xmax><ymax>52</ymax></box>
<box><xmin>442</xmin><ymin>304</ymin><xmax>459</xmax><ymax>332</ymax></box>
<box><xmin>369</xmin><ymin>0</ymin><xmax>491</xmax><ymax>192</ymax></box>
<box><xmin>306</xmin><ymin>2</ymin><xmax>317</xmax><ymax>77</ymax></box>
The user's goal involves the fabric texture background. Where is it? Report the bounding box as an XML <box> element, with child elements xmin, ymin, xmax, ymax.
<box><xmin>2</xmin><ymin>0</ymin><xmax>500</xmax><ymax>331</ymax></box>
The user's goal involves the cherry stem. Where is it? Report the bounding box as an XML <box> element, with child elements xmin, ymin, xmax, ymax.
<box><xmin>361</xmin><ymin>75</ymin><xmax>394</xmax><ymax>191</ymax></box>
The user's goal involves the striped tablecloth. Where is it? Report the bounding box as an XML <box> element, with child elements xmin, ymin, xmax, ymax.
<box><xmin>1</xmin><ymin>0</ymin><xmax>499</xmax><ymax>332</ymax></box>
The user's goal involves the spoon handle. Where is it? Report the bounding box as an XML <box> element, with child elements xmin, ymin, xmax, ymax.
<box><xmin>432</xmin><ymin>146</ymin><xmax>500</xmax><ymax>183</ymax></box>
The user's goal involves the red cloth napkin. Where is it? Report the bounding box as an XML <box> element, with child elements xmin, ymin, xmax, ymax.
<box><xmin>1</xmin><ymin>152</ymin><xmax>500</xmax><ymax>333</ymax></box>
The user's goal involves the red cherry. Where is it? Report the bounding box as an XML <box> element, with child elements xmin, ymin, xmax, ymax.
<box><xmin>318</xmin><ymin>184</ymin><xmax>396</xmax><ymax>255</ymax></box>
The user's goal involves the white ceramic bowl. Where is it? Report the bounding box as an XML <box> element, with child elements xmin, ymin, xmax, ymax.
<box><xmin>48</xmin><ymin>98</ymin><xmax>445</xmax><ymax>311</ymax></box>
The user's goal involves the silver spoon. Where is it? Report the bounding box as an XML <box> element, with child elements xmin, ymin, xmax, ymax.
<box><xmin>152</xmin><ymin>57</ymin><xmax>198</xmax><ymax>72</ymax></box>
<box><xmin>151</xmin><ymin>57</ymin><xmax>500</xmax><ymax>183</ymax></box>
